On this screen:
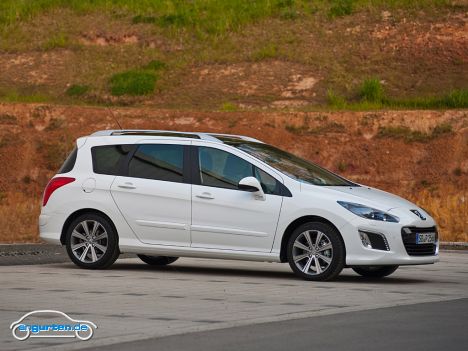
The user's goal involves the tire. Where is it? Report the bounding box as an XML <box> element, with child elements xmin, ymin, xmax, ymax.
<box><xmin>287</xmin><ymin>222</ymin><xmax>345</xmax><ymax>281</ymax></box>
<box><xmin>352</xmin><ymin>265</ymin><xmax>399</xmax><ymax>278</ymax></box>
<box><xmin>65</xmin><ymin>213</ymin><xmax>120</xmax><ymax>269</ymax></box>
<box><xmin>137</xmin><ymin>255</ymin><xmax>179</xmax><ymax>266</ymax></box>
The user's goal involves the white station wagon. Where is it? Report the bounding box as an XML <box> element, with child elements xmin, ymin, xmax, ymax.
<box><xmin>40</xmin><ymin>130</ymin><xmax>439</xmax><ymax>281</ymax></box>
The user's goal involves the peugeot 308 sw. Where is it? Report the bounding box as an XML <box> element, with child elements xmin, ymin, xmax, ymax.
<box><xmin>40</xmin><ymin>130</ymin><xmax>439</xmax><ymax>280</ymax></box>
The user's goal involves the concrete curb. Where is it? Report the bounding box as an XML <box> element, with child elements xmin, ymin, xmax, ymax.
<box><xmin>440</xmin><ymin>241</ymin><xmax>468</xmax><ymax>250</ymax></box>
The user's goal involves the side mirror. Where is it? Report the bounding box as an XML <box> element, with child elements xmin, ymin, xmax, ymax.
<box><xmin>238</xmin><ymin>177</ymin><xmax>265</xmax><ymax>201</ymax></box>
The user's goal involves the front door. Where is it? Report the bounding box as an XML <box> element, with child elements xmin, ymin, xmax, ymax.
<box><xmin>191</xmin><ymin>145</ymin><xmax>283</xmax><ymax>252</ymax></box>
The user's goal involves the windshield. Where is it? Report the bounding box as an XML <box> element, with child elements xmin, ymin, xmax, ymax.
<box><xmin>223</xmin><ymin>139</ymin><xmax>356</xmax><ymax>186</ymax></box>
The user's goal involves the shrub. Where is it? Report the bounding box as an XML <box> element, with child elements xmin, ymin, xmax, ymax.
<box><xmin>359</xmin><ymin>78</ymin><xmax>384</xmax><ymax>103</ymax></box>
<box><xmin>143</xmin><ymin>60</ymin><xmax>166</xmax><ymax>71</ymax></box>
<box><xmin>327</xmin><ymin>89</ymin><xmax>347</xmax><ymax>108</ymax></box>
<box><xmin>252</xmin><ymin>43</ymin><xmax>279</xmax><ymax>61</ymax></box>
<box><xmin>110</xmin><ymin>70</ymin><xmax>157</xmax><ymax>96</ymax></box>
<box><xmin>0</xmin><ymin>114</ymin><xmax>17</xmax><ymax>124</ymax></box>
<box><xmin>329</xmin><ymin>0</ymin><xmax>354</xmax><ymax>18</ymax></box>
<box><xmin>220</xmin><ymin>102</ymin><xmax>238</xmax><ymax>112</ymax></box>
<box><xmin>42</xmin><ymin>32</ymin><xmax>69</xmax><ymax>50</ymax></box>
<box><xmin>66</xmin><ymin>85</ymin><xmax>89</xmax><ymax>96</ymax></box>
<box><xmin>377</xmin><ymin>123</ymin><xmax>454</xmax><ymax>143</ymax></box>
<box><xmin>132</xmin><ymin>15</ymin><xmax>157</xmax><ymax>24</ymax></box>
<box><xmin>440</xmin><ymin>89</ymin><xmax>468</xmax><ymax>108</ymax></box>
<box><xmin>432</xmin><ymin>123</ymin><xmax>452</xmax><ymax>137</ymax></box>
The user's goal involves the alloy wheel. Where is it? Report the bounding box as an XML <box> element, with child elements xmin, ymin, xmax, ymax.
<box><xmin>292</xmin><ymin>230</ymin><xmax>333</xmax><ymax>276</ymax></box>
<box><xmin>70</xmin><ymin>220</ymin><xmax>108</xmax><ymax>263</ymax></box>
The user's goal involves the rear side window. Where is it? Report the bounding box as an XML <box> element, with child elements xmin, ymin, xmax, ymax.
<box><xmin>129</xmin><ymin>144</ymin><xmax>184</xmax><ymax>182</ymax></box>
<box><xmin>92</xmin><ymin>145</ymin><xmax>132</xmax><ymax>175</ymax></box>
<box><xmin>58</xmin><ymin>147</ymin><xmax>78</xmax><ymax>174</ymax></box>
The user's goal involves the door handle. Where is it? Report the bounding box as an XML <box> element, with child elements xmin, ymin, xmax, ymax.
<box><xmin>118</xmin><ymin>182</ymin><xmax>136</xmax><ymax>190</ymax></box>
<box><xmin>196</xmin><ymin>192</ymin><xmax>214</xmax><ymax>200</ymax></box>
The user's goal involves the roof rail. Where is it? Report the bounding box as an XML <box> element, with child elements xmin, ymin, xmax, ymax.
<box><xmin>89</xmin><ymin>130</ymin><xmax>262</xmax><ymax>143</ymax></box>
<box><xmin>208</xmin><ymin>133</ymin><xmax>263</xmax><ymax>143</ymax></box>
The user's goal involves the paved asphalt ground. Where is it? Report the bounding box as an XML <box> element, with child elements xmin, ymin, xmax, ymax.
<box><xmin>1</xmin><ymin>246</ymin><xmax>467</xmax><ymax>351</ymax></box>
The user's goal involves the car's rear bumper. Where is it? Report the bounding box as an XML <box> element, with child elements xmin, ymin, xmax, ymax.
<box><xmin>39</xmin><ymin>212</ymin><xmax>65</xmax><ymax>245</ymax></box>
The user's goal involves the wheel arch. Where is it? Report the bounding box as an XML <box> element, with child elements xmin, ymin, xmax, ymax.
<box><xmin>60</xmin><ymin>208</ymin><xmax>119</xmax><ymax>245</ymax></box>
<box><xmin>279</xmin><ymin>215</ymin><xmax>346</xmax><ymax>262</ymax></box>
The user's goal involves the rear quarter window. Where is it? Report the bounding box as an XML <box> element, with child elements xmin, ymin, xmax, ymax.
<box><xmin>91</xmin><ymin>145</ymin><xmax>133</xmax><ymax>175</ymax></box>
<box><xmin>58</xmin><ymin>147</ymin><xmax>78</xmax><ymax>174</ymax></box>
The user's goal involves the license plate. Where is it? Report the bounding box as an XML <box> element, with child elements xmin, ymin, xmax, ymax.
<box><xmin>416</xmin><ymin>233</ymin><xmax>436</xmax><ymax>244</ymax></box>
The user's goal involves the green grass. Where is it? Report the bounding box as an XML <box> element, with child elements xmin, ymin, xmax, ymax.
<box><xmin>286</xmin><ymin>121</ymin><xmax>345</xmax><ymax>135</ymax></box>
<box><xmin>329</xmin><ymin>0</ymin><xmax>354</xmax><ymax>18</ymax></box>
<box><xmin>220</xmin><ymin>102</ymin><xmax>238</xmax><ymax>112</ymax></box>
<box><xmin>252</xmin><ymin>43</ymin><xmax>280</xmax><ymax>61</ymax></box>
<box><xmin>110</xmin><ymin>70</ymin><xmax>157</xmax><ymax>96</ymax></box>
<box><xmin>0</xmin><ymin>90</ymin><xmax>51</xmax><ymax>103</ymax></box>
<box><xmin>359</xmin><ymin>78</ymin><xmax>384</xmax><ymax>103</ymax></box>
<box><xmin>66</xmin><ymin>84</ymin><xmax>89</xmax><ymax>96</ymax></box>
<box><xmin>42</xmin><ymin>32</ymin><xmax>70</xmax><ymax>50</ymax></box>
<box><xmin>0</xmin><ymin>0</ymin><xmax>455</xmax><ymax>34</ymax></box>
<box><xmin>327</xmin><ymin>89</ymin><xmax>347</xmax><ymax>108</ymax></box>
<box><xmin>377</xmin><ymin>122</ymin><xmax>453</xmax><ymax>143</ymax></box>
<box><xmin>391</xmin><ymin>89</ymin><xmax>468</xmax><ymax>109</ymax></box>
<box><xmin>143</xmin><ymin>60</ymin><xmax>166</xmax><ymax>71</ymax></box>
<box><xmin>328</xmin><ymin>77</ymin><xmax>468</xmax><ymax>110</ymax></box>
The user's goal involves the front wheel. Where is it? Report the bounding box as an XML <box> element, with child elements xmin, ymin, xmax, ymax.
<box><xmin>287</xmin><ymin>222</ymin><xmax>345</xmax><ymax>281</ymax></box>
<box><xmin>137</xmin><ymin>255</ymin><xmax>179</xmax><ymax>266</ymax></box>
<box><xmin>352</xmin><ymin>265</ymin><xmax>399</xmax><ymax>278</ymax></box>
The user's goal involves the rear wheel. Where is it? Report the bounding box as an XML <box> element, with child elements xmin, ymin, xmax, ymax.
<box><xmin>65</xmin><ymin>213</ymin><xmax>119</xmax><ymax>269</ymax></box>
<box><xmin>287</xmin><ymin>222</ymin><xmax>345</xmax><ymax>281</ymax></box>
<box><xmin>137</xmin><ymin>255</ymin><xmax>179</xmax><ymax>266</ymax></box>
<box><xmin>352</xmin><ymin>265</ymin><xmax>399</xmax><ymax>278</ymax></box>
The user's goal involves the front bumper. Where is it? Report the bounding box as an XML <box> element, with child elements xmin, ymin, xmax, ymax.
<box><xmin>341</xmin><ymin>216</ymin><xmax>439</xmax><ymax>266</ymax></box>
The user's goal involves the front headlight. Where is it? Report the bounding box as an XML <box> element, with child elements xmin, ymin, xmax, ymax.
<box><xmin>337</xmin><ymin>201</ymin><xmax>399</xmax><ymax>223</ymax></box>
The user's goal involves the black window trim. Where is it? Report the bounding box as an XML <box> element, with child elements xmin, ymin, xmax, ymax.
<box><xmin>124</xmin><ymin>144</ymin><xmax>191</xmax><ymax>184</ymax></box>
<box><xmin>91</xmin><ymin>144</ymin><xmax>135</xmax><ymax>176</ymax></box>
<box><xmin>92</xmin><ymin>143</ymin><xmax>191</xmax><ymax>184</ymax></box>
<box><xmin>190</xmin><ymin>145</ymin><xmax>291</xmax><ymax>197</ymax></box>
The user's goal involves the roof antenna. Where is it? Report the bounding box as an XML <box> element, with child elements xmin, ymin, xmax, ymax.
<box><xmin>106</xmin><ymin>106</ymin><xmax>123</xmax><ymax>130</ymax></box>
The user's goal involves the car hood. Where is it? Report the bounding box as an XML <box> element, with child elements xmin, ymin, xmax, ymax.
<box><xmin>304</xmin><ymin>184</ymin><xmax>416</xmax><ymax>211</ymax></box>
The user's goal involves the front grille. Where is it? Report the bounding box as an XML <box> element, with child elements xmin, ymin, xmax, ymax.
<box><xmin>401</xmin><ymin>226</ymin><xmax>438</xmax><ymax>256</ymax></box>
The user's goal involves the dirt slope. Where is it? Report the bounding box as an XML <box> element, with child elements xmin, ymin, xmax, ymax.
<box><xmin>0</xmin><ymin>103</ymin><xmax>466</xmax><ymax>242</ymax></box>
<box><xmin>0</xmin><ymin>5</ymin><xmax>466</xmax><ymax>109</ymax></box>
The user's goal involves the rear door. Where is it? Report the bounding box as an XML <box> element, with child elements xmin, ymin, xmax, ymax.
<box><xmin>110</xmin><ymin>140</ymin><xmax>192</xmax><ymax>246</ymax></box>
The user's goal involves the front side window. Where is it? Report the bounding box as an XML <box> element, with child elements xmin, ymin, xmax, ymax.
<box><xmin>198</xmin><ymin>147</ymin><xmax>252</xmax><ymax>190</ymax></box>
<box><xmin>129</xmin><ymin>144</ymin><xmax>184</xmax><ymax>182</ymax></box>
<box><xmin>198</xmin><ymin>147</ymin><xmax>283</xmax><ymax>195</ymax></box>
<box><xmin>255</xmin><ymin>167</ymin><xmax>280</xmax><ymax>194</ymax></box>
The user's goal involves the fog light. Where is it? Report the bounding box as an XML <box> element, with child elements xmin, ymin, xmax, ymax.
<box><xmin>358</xmin><ymin>230</ymin><xmax>390</xmax><ymax>250</ymax></box>
<box><xmin>359</xmin><ymin>231</ymin><xmax>372</xmax><ymax>249</ymax></box>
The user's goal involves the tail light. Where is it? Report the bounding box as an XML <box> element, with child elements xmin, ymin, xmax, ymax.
<box><xmin>42</xmin><ymin>177</ymin><xmax>75</xmax><ymax>206</ymax></box>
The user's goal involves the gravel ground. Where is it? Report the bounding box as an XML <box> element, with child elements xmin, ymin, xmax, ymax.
<box><xmin>0</xmin><ymin>244</ymin><xmax>134</xmax><ymax>265</ymax></box>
